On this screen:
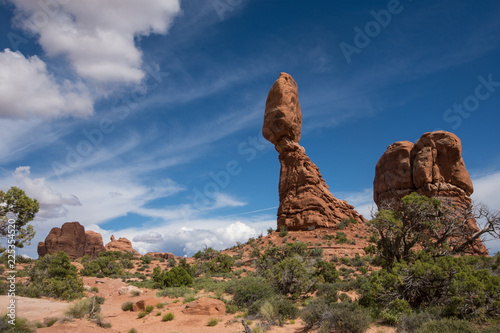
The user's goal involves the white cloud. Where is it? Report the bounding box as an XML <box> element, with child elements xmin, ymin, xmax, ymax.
<box><xmin>337</xmin><ymin>188</ymin><xmax>376</xmax><ymax>220</ymax></box>
<box><xmin>11</xmin><ymin>0</ymin><xmax>181</xmax><ymax>83</ymax></box>
<box><xmin>12</xmin><ymin>166</ymin><xmax>81</xmax><ymax>219</ymax></box>
<box><xmin>471</xmin><ymin>171</ymin><xmax>500</xmax><ymax>254</ymax></box>
<box><xmin>471</xmin><ymin>171</ymin><xmax>500</xmax><ymax>211</ymax></box>
<box><xmin>129</xmin><ymin>219</ymin><xmax>273</xmax><ymax>255</ymax></box>
<box><xmin>0</xmin><ymin>49</ymin><xmax>93</xmax><ymax>118</ymax></box>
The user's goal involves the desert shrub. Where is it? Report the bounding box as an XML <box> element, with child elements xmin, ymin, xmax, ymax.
<box><xmin>228</xmin><ymin>276</ymin><xmax>275</xmax><ymax>309</ymax></box>
<box><xmin>207</xmin><ymin>318</ymin><xmax>219</xmax><ymax>326</ymax></box>
<box><xmin>162</xmin><ymin>312</ymin><xmax>174</xmax><ymax>321</ymax></box>
<box><xmin>43</xmin><ymin>317</ymin><xmax>59</xmax><ymax>327</ymax></box>
<box><xmin>94</xmin><ymin>313</ymin><xmax>112</xmax><ymax>328</ymax></box>
<box><xmin>279</xmin><ymin>226</ymin><xmax>288</xmax><ymax>237</ymax></box>
<box><xmin>156</xmin><ymin>286</ymin><xmax>195</xmax><ymax>299</ymax></box>
<box><xmin>66</xmin><ymin>298</ymin><xmax>92</xmax><ymax>319</ymax></box>
<box><xmin>317</xmin><ymin>283</ymin><xmax>339</xmax><ymax>305</ymax></box>
<box><xmin>160</xmin><ymin>266</ymin><xmax>193</xmax><ymax>287</ymax></box>
<box><xmin>127</xmin><ymin>329</ymin><xmax>137</xmax><ymax>333</ymax></box>
<box><xmin>380</xmin><ymin>299</ymin><xmax>412</xmax><ymax>325</ymax></box>
<box><xmin>396</xmin><ymin>311</ymin><xmax>436</xmax><ymax>333</ymax></box>
<box><xmin>267</xmin><ymin>227</ymin><xmax>274</xmax><ymax>235</ymax></box>
<box><xmin>178</xmin><ymin>257</ymin><xmax>194</xmax><ymax>277</ymax></box>
<box><xmin>140</xmin><ymin>256</ymin><xmax>152</xmax><ymax>264</ymax></box>
<box><xmin>338</xmin><ymin>217</ymin><xmax>356</xmax><ymax>230</ymax></box>
<box><xmin>260</xmin><ymin>296</ymin><xmax>299</xmax><ymax>325</ymax></box>
<box><xmin>302</xmin><ymin>300</ymin><xmax>371</xmax><ymax>333</ymax></box>
<box><xmin>194</xmin><ymin>247</ymin><xmax>218</xmax><ymax>261</ymax></box>
<box><xmin>271</xmin><ymin>256</ymin><xmax>319</xmax><ymax>299</ymax></box>
<box><xmin>80</xmin><ymin>252</ymin><xmax>125</xmax><ymax>277</ymax></box>
<box><xmin>156</xmin><ymin>302</ymin><xmax>164</xmax><ymax>309</ymax></box>
<box><xmin>130</xmin><ymin>290</ymin><xmax>141</xmax><ymax>297</ymax></box>
<box><xmin>335</xmin><ymin>232</ymin><xmax>348</xmax><ymax>244</ymax></box>
<box><xmin>414</xmin><ymin>318</ymin><xmax>476</xmax><ymax>333</ymax></box>
<box><xmin>0</xmin><ymin>314</ymin><xmax>35</xmax><ymax>332</ymax></box>
<box><xmin>482</xmin><ymin>324</ymin><xmax>500</xmax><ymax>333</ymax></box>
<box><xmin>301</xmin><ymin>298</ymin><xmax>330</xmax><ymax>329</ymax></box>
<box><xmin>362</xmin><ymin>253</ymin><xmax>500</xmax><ymax>321</ymax></box>
<box><xmin>310</xmin><ymin>246</ymin><xmax>323</xmax><ymax>258</ymax></box>
<box><xmin>315</xmin><ymin>260</ymin><xmax>339</xmax><ymax>283</ymax></box>
<box><xmin>167</xmin><ymin>257</ymin><xmax>176</xmax><ymax>267</ymax></box>
<box><xmin>137</xmin><ymin>311</ymin><xmax>147</xmax><ymax>318</ymax></box>
<box><xmin>121</xmin><ymin>301</ymin><xmax>134</xmax><ymax>311</ymax></box>
<box><xmin>21</xmin><ymin>251</ymin><xmax>84</xmax><ymax>300</ymax></box>
<box><xmin>145</xmin><ymin>305</ymin><xmax>154</xmax><ymax>313</ymax></box>
<box><xmin>250</xmin><ymin>247</ymin><xmax>260</xmax><ymax>258</ymax></box>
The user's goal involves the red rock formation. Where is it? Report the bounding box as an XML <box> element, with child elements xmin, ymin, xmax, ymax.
<box><xmin>263</xmin><ymin>73</ymin><xmax>365</xmax><ymax>230</ymax></box>
<box><xmin>146</xmin><ymin>252</ymin><xmax>175</xmax><ymax>260</ymax></box>
<box><xmin>37</xmin><ymin>222</ymin><xmax>105</xmax><ymax>259</ymax></box>
<box><xmin>105</xmin><ymin>235</ymin><xmax>140</xmax><ymax>255</ymax></box>
<box><xmin>374</xmin><ymin>131</ymin><xmax>487</xmax><ymax>254</ymax></box>
<box><xmin>84</xmin><ymin>231</ymin><xmax>106</xmax><ymax>258</ymax></box>
<box><xmin>182</xmin><ymin>297</ymin><xmax>226</xmax><ymax>316</ymax></box>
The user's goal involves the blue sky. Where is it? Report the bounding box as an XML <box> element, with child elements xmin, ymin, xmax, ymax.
<box><xmin>0</xmin><ymin>0</ymin><xmax>499</xmax><ymax>257</ymax></box>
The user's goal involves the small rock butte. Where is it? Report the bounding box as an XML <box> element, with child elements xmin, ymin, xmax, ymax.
<box><xmin>373</xmin><ymin>131</ymin><xmax>487</xmax><ymax>254</ymax></box>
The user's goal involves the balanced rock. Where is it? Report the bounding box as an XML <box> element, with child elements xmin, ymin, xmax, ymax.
<box><xmin>37</xmin><ymin>222</ymin><xmax>105</xmax><ymax>259</ymax></box>
<box><xmin>105</xmin><ymin>235</ymin><xmax>139</xmax><ymax>255</ymax></box>
<box><xmin>374</xmin><ymin>131</ymin><xmax>487</xmax><ymax>254</ymax></box>
<box><xmin>263</xmin><ymin>73</ymin><xmax>365</xmax><ymax>230</ymax></box>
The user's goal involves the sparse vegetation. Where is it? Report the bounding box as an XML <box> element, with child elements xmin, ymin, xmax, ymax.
<box><xmin>207</xmin><ymin>317</ymin><xmax>220</xmax><ymax>326</ymax></box>
<box><xmin>162</xmin><ymin>312</ymin><xmax>174</xmax><ymax>321</ymax></box>
<box><xmin>17</xmin><ymin>251</ymin><xmax>84</xmax><ymax>300</ymax></box>
<box><xmin>122</xmin><ymin>301</ymin><xmax>134</xmax><ymax>311</ymax></box>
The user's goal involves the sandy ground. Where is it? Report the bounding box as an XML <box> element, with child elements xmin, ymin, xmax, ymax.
<box><xmin>0</xmin><ymin>295</ymin><xmax>71</xmax><ymax>323</ymax></box>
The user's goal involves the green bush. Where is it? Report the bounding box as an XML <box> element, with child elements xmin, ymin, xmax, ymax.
<box><xmin>363</xmin><ymin>253</ymin><xmax>500</xmax><ymax>321</ymax></box>
<box><xmin>66</xmin><ymin>298</ymin><xmax>92</xmax><ymax>319</ymax></box>
<box><xmin>228</xmin><ymin>276</ymin><xmax>275</xmax><ymax>309</ymax></box>
<box><xmin>396</xmin><ymin>311</ymin><xmax>436</xmax><ymax>333</ymax></box>
<box><xmin>141</xmin><ymin>256</ymin><xmax>152</xmax><ymax>264</ymax></box>
<box><xmin>137</xmin><ymin>311</ymin><xmax>147</xmax><ymax>318</ymax></box>
<box><xmin>162</xmin><ymin>312</ymin><xmax>174</xmax><ymax>321</ymax></box>
<box><xmin>0</xmin><ymin>314</ymin><xmax>35</xmax><ymax>332</ymax></box>
<box><xmin>21</xmin><ymin>251</ymin><xmax>84</xmax><ymax>300</ymax></box>
<box><xmin>302</xmin><ymin>300</ymin><xmax>370</xmax><ymax>333</ymax></box>
<box><xmin>317</xmin><ymin>283</ymin><xmax>339</xmax><ymax>305</ymax></box>
<box><xmin>261</xmin><ymin>296</ymin><xmax>299</xmax><ymax>324</ymax></box>
<box><xmin>155</xmin><ymin>266</ymin><xmax>193</xmax><ymax>288</ymax></box>
<box><xmin>335</xmin><ymin>232</ymin><xmax>348</xmax><ymax>244</ymax></box>
<box><xmin>121</xmin><ymin>301</ymin><xmax>134</xmax><ymax>311</ymax></box>
<box><xmin>279</xmin><ymin>226</ymin><xmax>288</xmax><ymax>237</ymax></box>
<box><xmin>414</xmin><ymin>318</ymin><xmax>476</xmax><ymax>333</ymax></box>
<box><xmin>267</xmin><ymin>227</ymin><xmax>274</xmax><ymax>235</ymax></box>
<box><xmin>271</xmin><ymin>256</ymin><xmax>318</xmax><ymax>299</ymax></box>
<box><xmin>207</xmin><ymin>318</ymin><xmax>219</xmax><ymax>326</ymax></box>
<box><xmin>156</xmin><ymin>286</ymin><xmax>195</xmax><ymax>299</ymax></box>
<box><xmin>145</xmin><ymin>305</ymin><xmax>154</xmax><ymax>313</ymax></box>
<box><xmin>80</xmin><ymin>252</ymin><xmax>125</xmax><ymax>277</ymax></box>
<box><xmin>315</xmin><ymin>260</ymin><xmax>339</xmax><ymax>283</ymax></box>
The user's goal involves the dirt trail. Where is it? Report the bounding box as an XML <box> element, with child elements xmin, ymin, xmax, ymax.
<box><xmin>0</xmin><ymin>295</ymin><xmax>71</xmax><ymax>322</ymax></box>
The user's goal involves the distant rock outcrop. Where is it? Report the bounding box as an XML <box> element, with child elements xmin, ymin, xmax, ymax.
<box><xmin>146</xmin><ymin>252</ymin><xmax>176</xmax><ymax>260</ymax></box>
<box><xmin>37</xmin><ymin>222</ymin><xmax>105</xmax><ymax>259</ymax></box>
<box><xmin>263</xmin><ymin>73</ymin><xmax>365</xmax><ymax>230</ymax></box>
<box><xmin>374</xmin><ymin>131</ymin><xmax>487</xmax><ymax>254</ymax></box>
<box><xmin>105</xmin><ymin>235</ymin><xmax>139</xmax><ymax>255</ymax></box>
